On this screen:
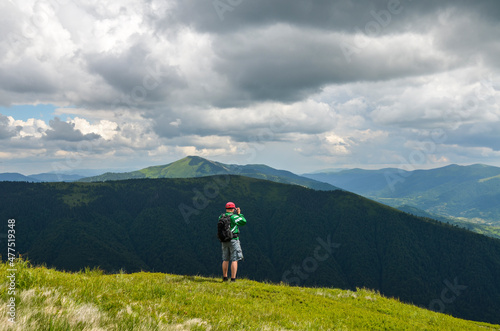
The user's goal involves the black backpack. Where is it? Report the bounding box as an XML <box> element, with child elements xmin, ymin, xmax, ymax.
<box><xmin>217</xmin><ymin>214</ymin><xmax>237</xmax><ymax>242</ymax></box>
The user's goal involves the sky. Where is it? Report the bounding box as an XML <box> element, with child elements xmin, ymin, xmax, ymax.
<box><xmin>0</xmin><ymin>0</ymin><xmax>499</xmax><ymax>175</ymax></box>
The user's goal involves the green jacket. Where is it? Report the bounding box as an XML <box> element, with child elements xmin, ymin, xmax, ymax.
<box><xmin>220</xmin><ymin>212</ymin><xmax>247</xmax><ymax>240</ymax></box>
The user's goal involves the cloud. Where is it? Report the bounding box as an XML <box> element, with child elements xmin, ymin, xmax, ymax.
<box><xmin>0</xmin><ymin>0</ymin><xmax>500</xmax><ymax>173</ymax></box>
<box><xmin>85</xmin><ymin>41</ymin><xmax>187</xmax><ymax>108</ymax></box>
<box><xmin>170</xmin><ymin>0</ymin><xmax>500</xmax><ymax>39</ymax></box>
<box><xmin>150</xmin><ymin>98</ymin><xmax>336</xmax><ymax>143</ymax></box>
<box><xmin>0</xmin><ymin>114</ymin><xmax>20</xmax><ymax>139</ymax></box>
<box><xmin>444</xmin><ymin>123</ymin><xmax>500</xmax><ymax>152</ymax></box>
<box><xmin>44</xmin><ymin>117</ymin><xmax>101</xmax><ymax>141</ymax></box>
<box><xmin>71</xmin><ymin>117</ymin><xmax>118</xmax><ymax>141</ymax></box>
<box><xmin>209</xmin><ymin>25</ymin><xmax>454</xmax><ymax>106</ymax></box>
<box><xmin>10</xmin><ymin>117</ymin><xmax>48</xmax><ymax>138</ymax></box>
<box><xmin>368</xmin><ymin>67</ymin><xmax>500</xmax><ymax>129</ymax></box>
<box><xmin>168</xmin><ymin>0</ymin><xmax>422</xmax><ymax>34</ymax></box>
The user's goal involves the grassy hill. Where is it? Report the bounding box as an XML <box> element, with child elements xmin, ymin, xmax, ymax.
<box><xmin>1</xmin><ymin>261</ymin><xmax>499</xmax><ymax>330</ymax></box>
<box><xmin>2</xmin><ymin>177</ymin><xmax>500</xmax><ymax>324</ymax></box>
<box><xmin>304</xmin><ymin>164</ymin><xmax>500</xmax><ymax>225</ymax></box>
<box><xmin>79</xmin><ymin>156</ymin><xmax>338</xmax><ymax>191</ymax></box>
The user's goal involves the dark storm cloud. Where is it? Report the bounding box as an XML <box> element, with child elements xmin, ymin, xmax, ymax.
<box><xmin>85</xmin><ymin>41</ymin><xmax>187</xmax><ymax>107</ymax></box>
<box><xmin>167</xmin><ymin>0</ymin><xmax>407</xmax><ymax>33</ymax></box>
<box><xmin>168</xmin><ymin>0</ymin><xmax>500</xmax><ymax>34</ymax></box>
<box><xmin>210</xmin><ymin>26</ymin><xmax>453</xmax><ymax>105</ymax></box>
<box><xmin>44</xmin><ymin>117</ymin><xmax>100</xmax><ymax>141</ymax></box>
<box><xmin>156</xmin><ymin>0</ymin><xmax>500</xmax><ymax>106</ymax></box>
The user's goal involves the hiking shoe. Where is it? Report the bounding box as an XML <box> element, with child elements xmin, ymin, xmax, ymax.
<box><xmin>231</xmin><ymin>278</ymin><xmax>236</xmax><ymax>282</ymax></box>
<box><xmin>222</xmin><ymin>277</ymin><xmax>228</xmax><ymax>282</ymax></box>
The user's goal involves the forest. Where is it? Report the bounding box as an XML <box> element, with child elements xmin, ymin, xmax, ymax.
<box><xmin>1</xmin><ymin>176</ymin><xmax>500</xmax><ymax>324</ymax></box>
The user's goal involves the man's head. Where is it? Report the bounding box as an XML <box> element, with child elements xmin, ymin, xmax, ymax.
<box><xmin>225</xmin><ymin>201</ymin><xmax>235</xmax><ymax>211</ymax></box>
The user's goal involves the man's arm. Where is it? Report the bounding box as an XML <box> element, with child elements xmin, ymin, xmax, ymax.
<box><xmin>233</xmin><ymin>213</ymin><xmax>247</xmax><ymax>227</ymax></box>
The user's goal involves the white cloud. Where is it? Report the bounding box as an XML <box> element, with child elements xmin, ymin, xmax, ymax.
<box><xmin>10</xmin><ymin>117</ymin><xmax>48</xmax><ymax>138</ymax></box>
<box><xmin>368</xmin><ymin>67</ymin><xmax>500</xmax><ymax>130</ymax></box>
<box><xmin>71</xmin><ymin>117</ymin><xmax>118</xmax><ymax>140</ymax></box>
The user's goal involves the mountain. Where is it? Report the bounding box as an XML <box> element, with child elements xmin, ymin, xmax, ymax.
<box><xmin>2</xmin><ymin>262</ymin><xmax>498</xmax><ymax>330</ymax></box>
<box><xmin>0</xmin><ymin>172</ymin><xmax>86</xmax><ymax>182</ymax></box>
<box><xmin>29</xmin><ymin>173</ymin><xmax>85</xmax><ymax>182</ymax></box>
<box><xmin>2</xmin><ymin>177</ymin><xmax>500</xmax><ymax>324</ymax></box>
<box><xmin>79</xmin><ymin>155</ymin><xmax>339</xmax><ymax>191</ymax></box>
<box><xmin>0</xmin><ymin>172</ymin><xmax>39</xmax><ymax>182</ymax></box>
<box><xmin>303</xmin><ymin>164</ymin><xmax>500</xmax><ymax>225</ymax></box>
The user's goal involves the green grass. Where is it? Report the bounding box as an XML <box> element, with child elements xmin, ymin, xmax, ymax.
<box><xmin>1</xmin><ymin>260</ymin><xmax>499</xmax><ymax>330</ymax></box>
<box><xmin>138</xmin><ymin>156</ymin><xmax>222</xmax><ymax>179</ymax></box>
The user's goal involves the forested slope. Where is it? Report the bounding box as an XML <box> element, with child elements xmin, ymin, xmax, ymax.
<box><xmin>1</xmin><ymin>176</ymin><xmax>500</xmax><ymax>324</ymax></box>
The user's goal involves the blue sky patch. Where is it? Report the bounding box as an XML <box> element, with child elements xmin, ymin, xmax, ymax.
<box><xmin>0</xmin><ymin>104</ymin><xmax>75</xmax><ymax>122</ymax></box>
<box><xmin>0</xmin><ymin>104</ymin><xmax>56</xmax><ymax>121</ymax></box>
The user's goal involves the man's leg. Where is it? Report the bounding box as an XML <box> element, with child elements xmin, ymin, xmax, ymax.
<box><xmin>231</xmin><ymin>261</ymin><xmax>238</xmax><ymax>279</ymax></box>
<box><xmin>229</xmin><ymin>240</ymin><xmax>243</xmax><ymax>281</ymax></box>
<box><xmin>222</xmin><ymin>242</ymin><xmax>231</xmax><ymax>280</ymax></box>
<box><xmin>222</xmin><ymin>261</ymin><xmax>229</xmax><ymax>278</ymax></box>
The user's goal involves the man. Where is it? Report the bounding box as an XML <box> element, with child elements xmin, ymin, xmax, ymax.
<box><xmin>220</xmin><ymin>201</ymin><xmax>247</xmax><ymax>282</ymax></box>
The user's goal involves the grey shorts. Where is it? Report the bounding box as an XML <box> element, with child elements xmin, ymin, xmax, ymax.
<box><xmin>221</xmin><ymin>240</ymin><xmax>244</xmax><ymax>262</ymax></box>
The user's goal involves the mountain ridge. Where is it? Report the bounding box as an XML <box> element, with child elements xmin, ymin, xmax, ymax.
<box><xmin>79</xmin><ymin>155</ymin><xmax>339</xmax><ymax>191</ymax></box>
<box><xmin>0</xmin><ymin>172</ymin><xmax>87</xmax><ymax>182</ymax></box>
<box><xmin>0</xmin><ymin>172</ymin><xmax>40</xmax><ymax>182</ymax></box>
<box><xmin>303</xmin><ymin>163</ymin><xmax>500</xmax><ymax>225</ymax></box>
